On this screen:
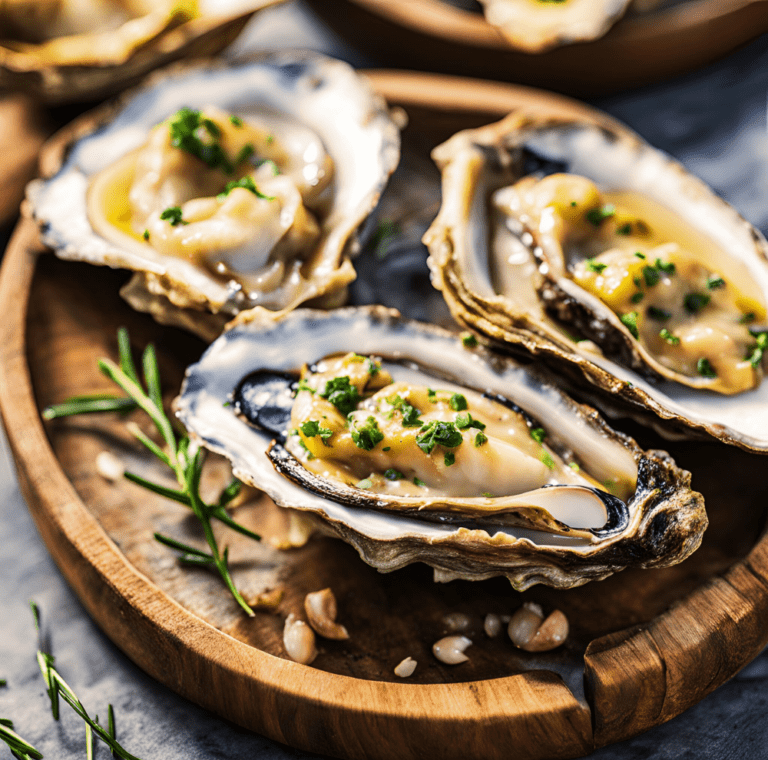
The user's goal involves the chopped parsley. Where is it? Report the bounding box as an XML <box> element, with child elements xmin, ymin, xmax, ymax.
<box><xmin>449</xmin><ymin>393</ymin><xmax>468</xmax><ymax>411</ymax></box>
<box><xmin>168</xmin><ymin>107</ymin><xmax>239</xmax><ymax>175</ymax></box>
<box><xmin>229</xmin><ymin>115</ymin><xmax>243</xmax><ymax>127</ymax></box>
<box><xmin>382</xmin><ymin>446</ymin><xmax>391</xmax><ymax>452</ymax></box>
<box><xmin>529</xmin><ymin>427</ymin><xmax>546</xmax><ymax>444</ymax></box>
<box><xmin>541</xmin><ymin>451</ymin><xmax>556</xmax><ymax>470</ymax></box>
<box><xmin>384</xmin><ymin>468</ymin><xmax>404</xmax><ymax>480</ymax></box>
<box><xmin>234</xmin><ymin>143</ymin><xmax>255</xmax><ymax>166</ymax></box>
<box><xmin>350</xmin><ymin>416</ymin><xmax>384</xmax><ymax>451</ymax></box>
<box><xmin>142</xmin><ymin>229</ymin><xmax>150</xmax><ymax>241</ymax></box>
<box><xmin>746</xmin><ymin>331</ymin><xmax>768</xmax><ymax>368</ymax></box>
<box><xmin>474</xmin><ymin>431</ymin><xmax>488</xmax><ymax>447</ymax></box>
<box><xmin>217</xmin><ymin>175</ymin><xmax>274</xmax><ymax>202</ymax></box>
<box><xmin>413</xmin><ymin>477</ymin><xmax>426</xmax><ymax>487</ymax></box>
<box><xmin>586</xmin><ymin>259</ymin><xmax>608</xmax><ymax>274</ymax></box>
<box><xmin>630</xmin><ymin>292</ymin><xmax>644</xmax><ymax>304</ymax></box>
<box><xmin>416</xmin><ymin>421</ymin><xmax>463</xmax><ymax>455</ymax></box>
<box><xmin>740</xmin><ymin>312</ymin><xmax>756</xmax><ymax>325</ymax></box>
<box><xmin>568</xmin><ymin>462</ymin><xmax>580</xmax><ymax>472</ymax></box>
<box><xmin>633</xmin><ymin>275</ymin><xmax>642</xmax><ymax>288</ymax></box>
<box><xmin>461</xmin><ymin>332</ymin><xmax>478</xmax><ymax>348</ymax></box>
<box><xmin>684</xmin><ymin>292</ymin><xmax>711</xmax><ymax>314</ymax></box>
<box><xmin>298</xmin><ymin>439</ymin><xmax>315</xmax><ymax>460</ymax></box>
<box><xmin>655</xmin><ymin>258</ymin><xmax>676</xmax><ymax>275</ymax></box>
<box><xmin>427</xmin><ymin>388</ymin><xmax>437</xmax><ymax>402</ymax></box>
<box><xmin>387</xmin><ymin>394</ymin><xmax>422</xmax><ymax>427</ymax></box>
<box><xmin>647</xmin><ymin>306</ymin><xmax>671</xmax><ymax>321</ymax></box>
<box><xmin>634</xmin><ymin>251</ymin><xmax>646</xmax><ymax>259</ymax></box>
<box><xmin>585</xmin><ymin>204</ymin><xmax>616</xmax><ymax>227</ymax></box>
<box><xmin>160</xmin><ymin>206</ymin><xmax>187</xmax><ymax>226</ymax></box>
<box><xmin>319</xmin><ymin>376</ymin><xmax>360</xmax><ymax>415</ymax></box>
<box><xmin>642</xmin><ymin>266</ymin><xmax>660</xmax><ymax>287</ymax></box>
<box><xmin>697</xmin><ymin>357</ymin><xmax>717</xmax><ymax>378</ymax></box>
<box><xmin>483</xmin><ymin>492</ymin><xmax>494</xmax><ymax>498</ymax></box>
<box><xmin>444</xmin><ymin>452</ymin><xmax>456</xmax><ymax>467</ymax></box>
<box><xmin>296</xmin><ymin>378</ymin><xmax>315</xmax><ymax>394</ymax></box>
<box><xmin>659</xmin><ymin>328</ymin><xmax>680</xmax><ymax>346</ymax></box>
<box><xmin>300</xmin><ymin>420</ymin><xmax>333</xmax><ymax>445</ymax></box>
<box><xmin>455</xmin><ymin>412</ymin><xmax>485</xmax><ymax>431</ymax></box>
<box><xmin>706</xmin><ymin>274</ymin><xmax>726</xmax><ymax>290</ymax></box>
<box><xmin>366</xmin><ymin>358</ymin><xmax>380</xmax><ymax>376</ymax></box>
<box><xmin>620</xmin><ymin>311</ymin><xmax>639</xmax><ymax>339</ymax></box>
<box><xmin>616</xmin><ymin>223</ymin><xmax>632</xmax><ymax>235</ymax></box>
<box><xmin>356</xmin><ymin>478</ymin><xmax>372</xmax><ymax>489</ymax></box>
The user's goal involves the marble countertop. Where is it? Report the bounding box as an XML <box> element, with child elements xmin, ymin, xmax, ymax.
<box><xmin>2</xmin><ymin>3</ymin><xmax>768</xmax><ymax>758</ymax></box>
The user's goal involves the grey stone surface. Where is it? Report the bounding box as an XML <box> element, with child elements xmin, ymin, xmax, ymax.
<box><xmin>2</xmin><ymin>3</ymin><xmax>768</xmax><ymax>758</ymax></box>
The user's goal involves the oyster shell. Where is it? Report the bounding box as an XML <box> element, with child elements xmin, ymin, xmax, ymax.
<box><xmin>175</xmin><ymin>306</ymin><xmax>706</xmax><ymax>590</ymax></box>
<box><xmin>27</xmin><ymin>51</ymin><xmax>400</xmax><ymax>340</ymax></box>
<box><xmin>424</xmin><ymin>111</ymin><xmax>768</xmax><ymax>451</ymax></box>
<box><xmin>477</xmin><ymin>0</ymin><xmax>632</xmax><ymax>53</ymax></box>
<box><xmin>0</xmin><ymin>0</ymin><xmax>285</xmax><ymax>103</ymax></box>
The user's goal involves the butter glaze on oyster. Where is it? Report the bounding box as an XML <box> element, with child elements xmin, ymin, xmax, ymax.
<box><xmin>0</xmin><ymin>0</ymin><xmax>284</xmax><ymax>103</ymax></box>
<box><xmin>28</xmin><ymin>51</ymin><xmax>400</xmax><ymax>340</ymax></box>
<box><xmin>175</xmin><ymin>306</ymin><xmax>706</xmax><ymax>589</ymax></box>
<box><xmin>424</xmin><ymin>112</ymin><xmax>768</xmax><ymax>451</ymax></box>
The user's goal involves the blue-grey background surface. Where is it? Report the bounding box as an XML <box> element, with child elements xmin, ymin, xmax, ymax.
<box><xmin>2</xmin><ymin>2</ymin><xmax>768</xmax><ymax>757</ymax></box>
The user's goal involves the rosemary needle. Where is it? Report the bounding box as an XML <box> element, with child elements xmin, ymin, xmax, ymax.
<box><xmin>41</xmin><ymin>327</ymin><xmax>260</xmax><ymax>616</ymax></box>
<box><xmin>0</xmin><ymin>718</ymin><xmax>43</xmax><ymax>760</ymax></box>
<box><xmin>31</xmin><ymin>602</ymin><xmax>142</xmax><ymax>760</ymax></box>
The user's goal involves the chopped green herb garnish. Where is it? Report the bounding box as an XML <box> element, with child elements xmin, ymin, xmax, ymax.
<box><xmin>296</xmin><ymin>378</ymin><xmax>315</xmax><ymax>394</ymax></box>
<box><xmin>586</xmin><ymin>259</ymin><xmax>608</xmax><ymax>274</ymax></box>
<box><xmin>633</xmin><ymin>276</ymin><xmax>642</xmax><ymax>288</ymax></box>
<box><xmin>142</xmin><ymin>229</ymin><xmax>150</xmax><ymax>241</ymax></box>
<box><xmin>620</xmin><ymin>311</ymin><xmax>639</xmax><ymax>339</ymax></box>
<box><xmin>585</xmin><ymin>204</ymin><xmax>616</xmax><ymax>226</ymax></box>
<box><xmin>740</xmin><ymin>312</ymin><xmax>757</xmax><ymax>324</ymax></box>
<box><xmin>659</xmin><ymin>328</ymin><xmax>680</xmax><ymax>346</ymax></box>
<box><xmin>298</xmin><ymin>439</ymin><xmax>315</xmax><ymax>460</ymax></box>
<box><xmin>356</xmin><ymin>478</ymin><xmax>372</xmax><ymax>489</ymax></box>
<box><xmin>382</xmin><ymin>446</ymin><xmax>391</xmax><ymax>451</ymax></box>
<box><xmin>319</xmin><ymin>376</ymin><xmax>360</xmax><ymax>415</ymax></box>
<box><xmin>387</xmin><ymin>394</ymin><xmax>422</xmax><ymax>427</ymax></box>
<box><xmin>427</xmin><ymin>388</ymin><xmax>437</xmax><ymax>402</ymax></box>
<box><xmin>414</xmin><ymin>477</ymin><xmax>426</xmax><ymax>487</ymax></box>
<box><xmin>416</xmin><ymin>420</ymin><xmax>463</xmax><ymax>455</ymax></box>
<box><xmin>455</xmin><ymin>412</ymin><xmax>485</xmax><ymax>431</ymax></box>
<box><xmin>266</xmin><ymin>134</ymin><xmax>274</xmax><ymax>144</ymax></box>
<box><xmin>616</xmin><ymin>223</ymin><xmax>632</xmax><ymax>235</ymax></box>
<box><xmin>384</xmin><ymin>468</ymin><xmax>404</xmax><ymax>480</ymax></box>
<box><xmin>461</xmin><ymin>332</ymin><xmax>478</xmax><ymax>347</ymax></box>
<box><xmin>482</xmin><ymin>492</ymin><xmax>493</xmax><ymax>498</ymax></box>
<box><xmin>366</xmin><ymin>358</ymin><xmax>380</xmax><ymax>376</ymax></box>
<box><xmin>634</xmin><ymin>251</ymin><xmax>646</xmax><ymax>259</ymax></box>
<box><xmin>642</xmin><ymin>265</ymin><xmax>660</xmax><ymax>287</ymax></box>
<box><xmin>630</xmin><ymin>291</ymin><xmax>644</xmax><ymax>304</ymax></box>
<box><xmin>168</xmin><ymin>107</ymin><xmax>235</xmax><ymax>174</ymax></box>
<box><xmin>697</xmin><ymin>357</ymin><xmax>717</xmax><ymax>378</ymax></box>
<box><xmin>530</xmin><ymin>427</ymin><xmax>546</xmax><ymax>444</ymax></box>
<box><xmin>370</xmin><ymin>219</ymin><xmax>400</xmax><ymax>259</ymax></box>
<box><xmin>706</xmin><ymin>274</ymin><xmax>726</xmax><ymax>290</ymax></box>
<box><xmin>444</xmin><ymin>452</ymin><xmax>455</xmax><ymax>467</ymax></box>
<box><xmin>568</xmin><ymin>462</ymin><xmax>580</xmax><ymax>472</ymax></box>
<box><xmin>449</xmin><ymin>393</ymin><xmax>468</xmax><ymax>411</ymax></box>
<box><xmin>655</xmin><ymin>258</ymin><xmax>676</xmax><ymax>275</ymax></box>
<box><xmin>234</xmin><ymin>142</ymin><xmax>255</xmax><ymax>166</ymax></box>
<box><xmin>217</xmin><ymin>175</ymin><xmax>274</xmax><ymax>202</ymax></box>
<box><xmin>647</xmin><ymin>306</ymin><xmax>671</xmax><ymax>321</ymax></box>
<box><xmin>300</xmin><ymin>420</ymin><xmax>333</xmax><ymax>444</ymax></box>
<box><xmin>229</xmin><ymin>115</ymin><xmax>243</xmax><ymax>127</ymax></box>
<box><xmin>350</xmin><ymin>416</ymin><xmax>384</xmax><ymax>451</ymax></box>
<box><xmin>160</xmin><ymin>206</ymin><xmax>187</xmax><ymax>226</ymax></box>
<box><xmin>541</xmin><ymin>451</ymin><xmax>556</xmax><ymax>470</ymax></box>
<box><xmin>684</xmin><ymin>292</ymin><xmax>711</xmax><ymax>314</ymax></box>
<box><xmin>256</xmin><ymin>157</ymin><xmax>281</xmax><ymax>176</ymax></box>
<box><xmin>746</xmin><ymin>331</ymin><xmax>768</xmax><ymax>368</ymax></box>
<box><xmin>570</xmin><ymin>200</ymin><xmax>577</xmax><ymax>206</ymax></box>
<box><xmin>474</xmin><ymin>431</ymin><xmax>488</xmax><ymax>447</ymax></box>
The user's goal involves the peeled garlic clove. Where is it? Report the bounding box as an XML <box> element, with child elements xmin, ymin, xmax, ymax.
<box><xmin>304</xmin><ymin>588</ymin><xmax>349</xmax><ymax>640</ymax></box>
<box><xmin>432</xmin><ymin>635</ymin><xmax>472</xmax><ymax>664</ymax></box>
<box><xmin>523</xmin><ymin>609</ymin><xmax>570</xmax><ymax>652</ymax></box>
<box><xmin>507</xmin><ymin>602</ymin><xmax>544</xmax><ymax>648</ymax></box>
<box><xmin>283</xmin><ymin>613</ymin><xmax>317</xmax><ymax>664</ymax></box>
<box><xmin>508</xmin><ymin>603</ymin><xmax>568</xmax><ymax>652</ymax></box>
<box><xmin>394</xmin><ymin>657</ymin><xmax>417</xmax><ymax>678</ymax></box>
<box><xmin>484</xmin><ymin>613</ymin><xmax>502</xmax><ymax>638</ymax></box>
<box><xmin>442</xmin><ymin>612</ymin><xmax>473</xmax><ymax>633</ymax></box>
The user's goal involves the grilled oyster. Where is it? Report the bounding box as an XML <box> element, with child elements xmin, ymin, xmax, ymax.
<box><xmin>0</xmin><ymin>0</ymin><xmax>284</xmax><ymax>103</ymax></box>
<box><xmin>424</xmin><ymin>112</ymin><xmax>768</xmax><ymax>451</ymax></box>
<box><xmin>27</xmin><ymin>52</ymin><xmax>400</xmax><ymax>340</ymax></box>
<box><xmin>175</xmin><ymin>306</ymin><xmax>706</xmax><ymax>590</ymax></box>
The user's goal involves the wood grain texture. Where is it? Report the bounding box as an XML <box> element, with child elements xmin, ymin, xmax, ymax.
<box><xmin>306</xmin><ymin>0</ymin><xmax>768</xmax><ymax>96</ymax></box>
<box><xmin>1</xmin><ymin>71</ymin><xmax>767</xmax><ymax>760</ymax></box>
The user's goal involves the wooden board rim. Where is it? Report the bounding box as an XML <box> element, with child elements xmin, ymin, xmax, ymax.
<box><xmin>2</xmin><ymin>69</ymin><xmax>768</xmax><ymax>759</ymax></box>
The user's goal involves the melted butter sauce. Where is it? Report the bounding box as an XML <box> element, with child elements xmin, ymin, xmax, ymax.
<box><xmin>285</xmin><ymin>352</ymin><xmax>616</xmax><ymax>500</ymax></box>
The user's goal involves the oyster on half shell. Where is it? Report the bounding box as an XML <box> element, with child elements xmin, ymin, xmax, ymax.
<box><xmin>0</xmin><ymin>0</ymin><xmax>285</xmax><ymax>103</ymax></box>
<box><xmin>175</xmin><ymin>306</ymin><xmax>706</xmax><ymax>590</ymax></box>
<box><xmin>27</xmin><ymin>51</ymin><xmax>400</xmax><ymax>341</ymax></box>
<box><xmin>424</xmin><ymin>112</ymin><xmax>768</xmax><ymax>451</ymax></box>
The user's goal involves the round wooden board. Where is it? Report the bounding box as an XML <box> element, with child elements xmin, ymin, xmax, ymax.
<box><xmin>305</xmin><ymin>0</ymin><xmax>768</xmax><ymax>96</ymax></box>
<box><xmin>2</xmin><ymin>70</ymin><xmax>768</xmax><ymax>760</ymax></box>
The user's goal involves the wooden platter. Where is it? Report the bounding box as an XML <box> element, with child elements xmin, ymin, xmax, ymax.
<box><xmin>2</xmin><ymin>70</ymin><xmax>768</xmax><ymax>760</ymax></box>
<box><xmin>305</xmin><ymin>0</ymin><xmax>768</xmax><ymax>96</ymax></box>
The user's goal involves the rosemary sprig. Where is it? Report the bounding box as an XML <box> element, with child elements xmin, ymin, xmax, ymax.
<box><xmin>31</xmin><ymin>603</ymin><xmax>140</xmax><ymax>760</ymax></box>
<box><xmin>41</xmin><ymin>327</ymin><xmax>259</xmax><ymax>616</ymax></box>
<box><xmin>0</xmin><ymin>718</ymin><xmax>43</xmax><ymax>760</ymax></box>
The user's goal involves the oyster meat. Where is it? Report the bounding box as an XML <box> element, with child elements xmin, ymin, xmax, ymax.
<box><xmin>175</xmin><ymin>306</ymin><xmax>706</xmax><ymax>590</ymax></box>
<box><xmin>28</xmin><ymin>51</ymin><xmax>400</xmax><ymax>340</ymax></box>
<box><xmin>424</xmin><ymin>111</ymin><xmax>768</xmax><ymax>451</ymax></box>
<box><xmin>0</xmin><ymin>0</ymin><xmax>284</xmax><ymax>103</ymax></box>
